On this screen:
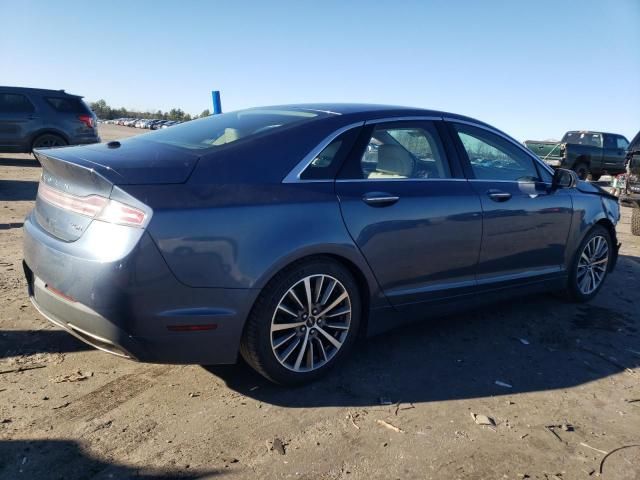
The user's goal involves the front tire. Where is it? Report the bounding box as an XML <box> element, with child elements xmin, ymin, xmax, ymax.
<box><xmin>240</xmin><ymin>258</ymin><xmax>361</xmax><ymax>385</ymax></box>
<box><xmin>566</xmin><ymin>225</ymin><xmax>612</xmax><ymax>302</ymax></box>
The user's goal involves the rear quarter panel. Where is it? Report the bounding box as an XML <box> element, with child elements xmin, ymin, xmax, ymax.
<box><xmin>128</xmin><ymin>182</ymin><xmax>389</xmax><ymax>309</ymax></box>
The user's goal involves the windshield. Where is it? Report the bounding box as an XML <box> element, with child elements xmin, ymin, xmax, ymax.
<box><xmin>136</xmin><ymin>108</ymin><xmax>322</xmax><ymax>150</ymax></box>
<box><xmin>561</xmin><ymin>131</ymin><xmax>602</xmax><ymax>148</ymax></box>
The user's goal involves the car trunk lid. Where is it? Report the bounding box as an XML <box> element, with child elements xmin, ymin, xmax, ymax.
<box><xmin>33</xmin><ymin>143</ymin><xmax>176</xmax><ymax>241</ymax></box>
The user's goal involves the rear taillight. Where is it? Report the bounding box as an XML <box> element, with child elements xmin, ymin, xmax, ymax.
<box><xmin>95</xmin><ymin>200</ymin><xmax>146</xmax><ymax>226</ymax></box>
<box><xmin>78</xmin><ymin>114</ymin><xmax>94</xmax><ymax>129</ymax></box>
<box><xmin>38</xmin><ymin>182</ymin><xmax>147</xmax><ymax>227</ymax></box>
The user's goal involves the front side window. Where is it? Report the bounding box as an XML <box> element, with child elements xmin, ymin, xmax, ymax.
<box><xmin>344</xmin><ymin>122</ymin><xmax>450</xmax><ymax>180</ymax></box>
<box><xmin>0</xmin><ymin>93</ymin><xmax>35</xmax><ymax>114</ymax></box>
<box><xmin>616</xmin><ymin>136</ymin><xmax>629</xmax><ymax>150</ymax></box>
<box><xmin>453</xmin><ymin>123</ymin><xmax>539</xmax><ymax>182</ymax></box>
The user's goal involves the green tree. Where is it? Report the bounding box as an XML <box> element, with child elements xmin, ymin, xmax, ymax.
<box><xmin>90</xmin><ymin>99</ymin><xmax>111</xmax><ymax>119</ymax></box>
<box><xmin>200</xmin><ymin>109</ymin><xmax>211</xmax><ymax>118</ymax></box>
<box><xmin>168</xmin><ymin>108</ymin><xmax>185</xmax><ymax>121</ymax></box>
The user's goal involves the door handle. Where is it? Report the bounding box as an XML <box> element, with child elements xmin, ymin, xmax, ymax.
<box><xmin>362</xmin><ymin>192</ymin><xmax>400</xmax><ymax>207</ymax></box>
<box><xmin>487</xmin><ymin>190</ymin><xmax>512</xmax><ymax>202</ymax></box>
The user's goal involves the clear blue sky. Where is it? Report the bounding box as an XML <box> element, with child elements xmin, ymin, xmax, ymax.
<box><xmin>2</xmin><ymin>0</ymin><xmax>639</xmax><ymax>141</ymax></box>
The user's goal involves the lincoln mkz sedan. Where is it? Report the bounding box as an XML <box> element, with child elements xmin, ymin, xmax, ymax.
<box><xmin>23</xmin><ymin>104</ymin><xmax>620</xmax><ymax>384</ymax></box>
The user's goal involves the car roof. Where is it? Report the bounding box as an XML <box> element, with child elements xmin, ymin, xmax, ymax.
<box><xmin>253</xmin><ymin>103</ymin><xmax>493</xmax><ymax>127</ymax></box>
<box><xmin>0</xmin><ymin>86</ymin><xmax>83</xmax><ymax>98</ymax></box>
<box><xmin>565</xmin><ymin>130</ymin><xmax>626</xmax><ymax>138</ymax></box>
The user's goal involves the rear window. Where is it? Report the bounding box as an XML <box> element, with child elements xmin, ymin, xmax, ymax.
<box><xmin>45</xmin><ymin>96</ymin><xmax>91</xmax><ymax>114</ymax></box>
<box><xmin>562</xmin><ymin>131</ymin><xmax>603</xmax><ymax>148</ymax></box>
<box><xmin>139</xmin><ymin>108</ymin><xmax>322</xmax><ymax>150</ymax></box>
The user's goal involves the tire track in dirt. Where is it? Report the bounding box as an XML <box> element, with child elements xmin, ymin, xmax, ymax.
<box><xmin>33</xmin><ymin>366</ymin><xmax>171</xmax><ymax>428</ymax></box>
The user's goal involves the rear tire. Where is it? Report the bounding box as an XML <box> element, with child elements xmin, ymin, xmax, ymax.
<box><xmin>573</xmin><ymin>163</ymin><xmax>590</xmax><ymax>181</ymax></box>
<box><xmin>565</xmin><ymin>225</ymin><xmax>612</xmax><ymax>302</ymax></box>
<box><xmin>32</xmin><ymin>134</ymin><xmax>67</xmax><ymax>151</ymax></box>
<box><xmin>240</xmin><ymin>257</ymin><xmax>361</xmax><ymax>385</ymax></box>
<box><xmin>632</xmin><ymin>208</ymin><xmax>640</xmax><ymax>236</ymax></box>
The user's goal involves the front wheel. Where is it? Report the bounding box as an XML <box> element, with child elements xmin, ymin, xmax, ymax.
<box><xmin>240</xmin><ymin>258</ymin><xmax>361</xmax><ymax>385</ymax></box>
<box><xmin>566</xmin><ymin>226</ymin><xmax>612</xmax><ymax>302</ymax></box>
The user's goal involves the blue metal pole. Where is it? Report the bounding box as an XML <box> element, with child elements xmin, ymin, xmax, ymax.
<box><xmin>212</xmin><ymin>91</ymin><xmax>222</xmax><ymax>115</ymax></box>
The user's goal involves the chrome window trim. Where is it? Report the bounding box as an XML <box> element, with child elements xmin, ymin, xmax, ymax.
<box><xmin>443</xmin><ymin>117</ymin><xmax>556</xmax><ymax>178</ymax></box>
<box><xmin>364</xmin><ymin>115</ymin><xmax>443</xmax><ymax>125</ymax></box>
<box><xmin>468</xmin><ymin>179</ymin><xmax>539</xmax><ymax>184</ymax></box>
<box><xmin>282</xmin><ymin>121</ymin><xmax>365</xmax><ymax>184</ymax></box>
<box><xmin>336</xmin><ymin>178</ymin><xmax>468</xmax><ymax>183</ymax></box>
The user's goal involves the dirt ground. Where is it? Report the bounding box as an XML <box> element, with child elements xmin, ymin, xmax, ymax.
<box><xmin>1</xmin><ymin>124</ymin><xmax>639</xmax><ymax>480</ymax></box>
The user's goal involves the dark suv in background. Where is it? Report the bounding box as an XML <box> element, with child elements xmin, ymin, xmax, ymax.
<box><xmin>0</xmin><ymin>86</ymin><xmax>100</xmax><ymax>153</ymax></box>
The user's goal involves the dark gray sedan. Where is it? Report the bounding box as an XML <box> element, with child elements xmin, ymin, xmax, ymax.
<box><xmin>23</xmin><ymin>104</ymin><xmax>620</xmax><ymax>384</ymax></box>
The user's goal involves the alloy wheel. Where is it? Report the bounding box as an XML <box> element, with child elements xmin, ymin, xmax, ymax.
<box><xmin>270</xmin><ymin>274</ymin><xmax>351</xmax><ymax>372</ymax></box>
<box><xmin>576</xmin><ymin>235</ymin><xmax>609</xmax><ymax>295</ymax></box>
<box><xmin>35</xmin><ymin>137</ymin><xmax>63</xmax><ymax>148</ymax></box>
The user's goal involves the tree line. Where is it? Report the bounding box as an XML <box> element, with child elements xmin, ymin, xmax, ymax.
<box><xmin>89</xmin><ymin>99</ymin><xmax>211</xmax><ymax>121</ymax></box>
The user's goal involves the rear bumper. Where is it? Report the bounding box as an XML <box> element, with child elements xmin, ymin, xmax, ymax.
<box><xmin>70</xmin><ymin>134</ymin><xmax>101</xmax><ymax>146</ymax></box>
<box><xmin>22</xmin><ymin>213</ymin><xmax>259</xmax><ymax>364</ymax></box>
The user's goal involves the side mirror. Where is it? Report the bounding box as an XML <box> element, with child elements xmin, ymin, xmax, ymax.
<box><xmin>552</xmin><ymin>168</ymin><xmax>577</xmax><ymax>189</ymax></box>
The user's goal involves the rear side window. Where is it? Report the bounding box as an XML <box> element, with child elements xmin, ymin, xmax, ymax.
<box><xmin>45</xmin><ymin>97</ymin><xmax>90</xmax><ymax>114</ymax></box>
<box><xmin>0</xmin><ymin>93</ymin><xmax>35</xmax><ymax>113</ymax></box>
<box><xmin>300</xmin><ymin>128</ymin><xmax>360</xmax><ymax>180</ymax></box>
<box><xmin>453</xmin><ymin>123</ymin><xmax>540</xmax><ymax>182</ymax></box>
<box><xmin>140</xmin><ymin>108</ymin><xmax>322</xmax><ymax>151</ymax></box>
<box><xmin>603</xmin><ymin>135</ymin><xmax>616</xmax><ymax>149</ymax></box>
<box><xmin>341</xmin><ymin>121</ymin><xmax>450</xmax><ymax>180</ymax></box>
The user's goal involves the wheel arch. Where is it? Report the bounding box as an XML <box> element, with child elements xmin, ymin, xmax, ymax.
<box><xmin>250</xmin><ymin>248</ymin><xmax>388</xmax><ymax>338</ymax></box>
<box><xmin>594</xmin><ymin>218</ymin><xmax>618</xmax><ymax>272</ymax></box>
<box><xmin>570</xmin><ymin>154</ymin><xmax>590</xmax><ymax>170</ymax></box>
<box><xmin>29</xmin><ymin>129</ymin><xmax>70</xmax><ymax>150</ymax></box>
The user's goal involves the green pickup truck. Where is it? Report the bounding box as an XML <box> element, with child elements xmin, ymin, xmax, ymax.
<box><xmin>525</xmin><ymin>131</ymin><xmax>629</xmax><ymax>180</ymax></box>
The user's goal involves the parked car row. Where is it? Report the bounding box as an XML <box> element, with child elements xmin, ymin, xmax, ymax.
<box><xmin>103</xmin><ymin>118</ymin><xmax>181</xmax><ymax>129</ymax></box>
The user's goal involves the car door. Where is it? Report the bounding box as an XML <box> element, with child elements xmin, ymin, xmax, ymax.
<box><xmin>335</xmin><ymin>120</ymin><xmax>483</xmax><ymax>306</ymax></box>
<box><xmin>446</xmin><ymin>121</ymin><xmax>573</xmax><ymax>286</ymax></box>
<box><xmin>0</xmin><ymin>93</ymin><xmax>39</xmax><ymax>150</ymax></box>
<box><xmin>602</xmin><ymin>134</ymin><xmax>627</xmax><ymax>173</ymax></box>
